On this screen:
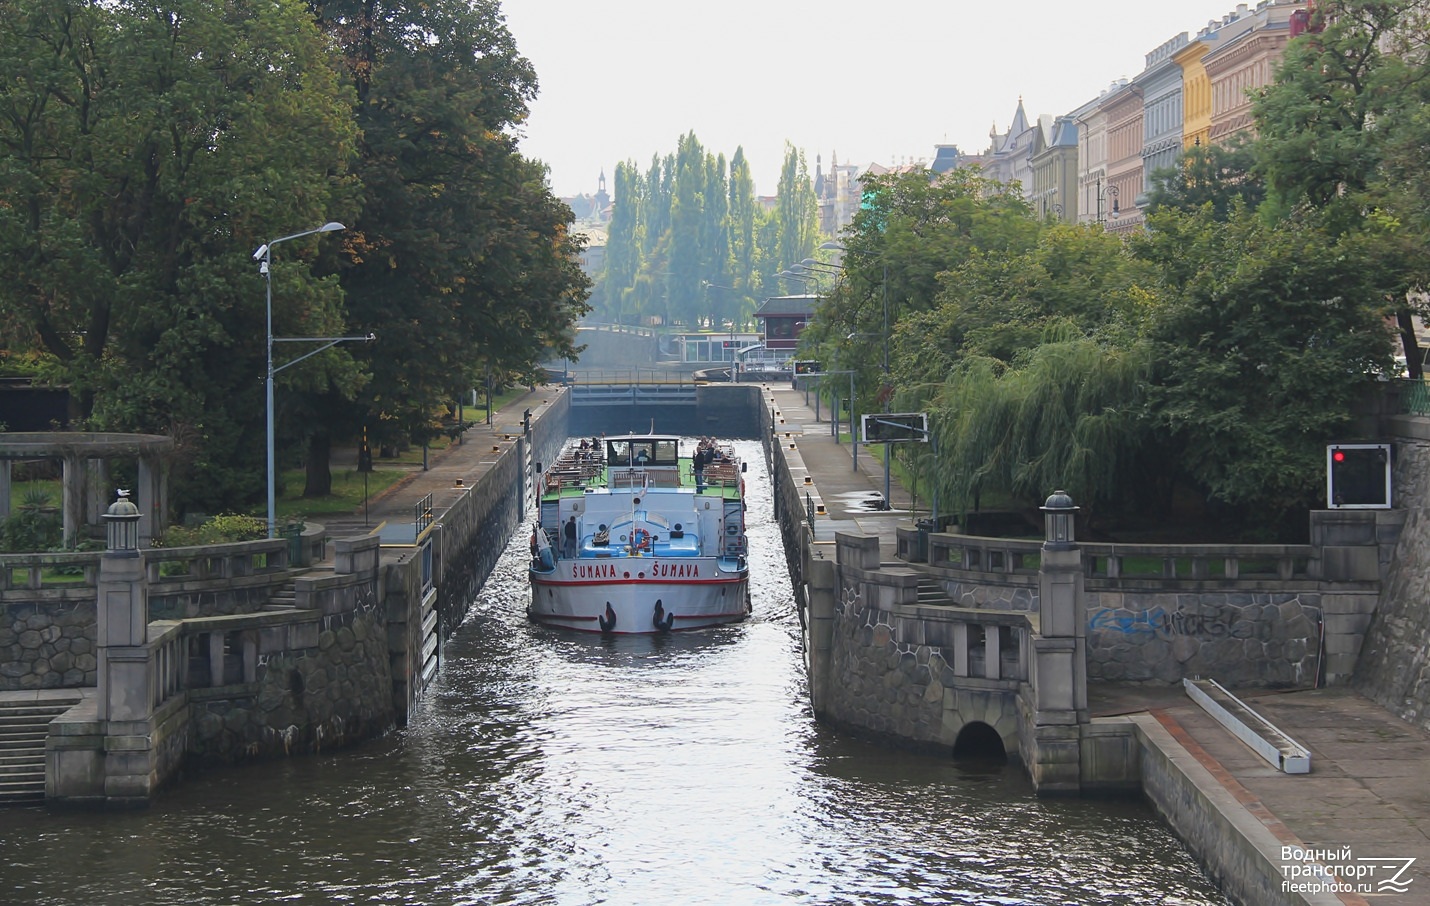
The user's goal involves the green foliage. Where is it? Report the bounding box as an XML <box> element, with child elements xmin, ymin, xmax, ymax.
<box><xmin>158</xmin><ymin>515</ymin><xmax>267</xmax><ymax>548</ymax></box>
<box><xmin>1144</xmin><ymin>138</ymin><xmax>1265</xmax><ymax>220</ymax></box>
<box><xmin>597</xmin><ymin>133</ymin><xmax>801</xmax><ymax>332</ymax></box>
<box><xmin>0</xmin><ymin>510</ymin><xmax>61</xmax><ymax>553</ymax></box>
<box><xmin>311</xmin><ymin>0</ymin><xmax>590</xmax><ymax>465</ymax></box>
<box><xmin>928</xmin><ymin>338</ymin><xmax>1153</xmax><ymax>519</ymax></box>
<box><xmin>0</xmin><ymin>0</ymin><xmax>359</xmax><ymax>517</ymax></box>
<box><xmin>1133</xmin><ymin>203</ymin><xmax>1392</xmax><ymax>515</ymax></box>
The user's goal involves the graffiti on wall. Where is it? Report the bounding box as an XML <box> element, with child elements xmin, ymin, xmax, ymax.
<box><xmin>1088</xmin><ymin>603</ymin><xmax>1274</xmax><ymax>642</ymax></box>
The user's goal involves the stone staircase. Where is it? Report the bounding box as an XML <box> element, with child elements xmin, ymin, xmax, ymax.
<box><xmin>263</xmin><ymin>578</ymin><xmax>298</xmax><ymax>611</ymax></box>
<box><xmin>916</xmin><ymin>573</ymin><xmax>955</xmax><ymax>607</ymax></box>
<box><xmin>0</xmin><ymin>697</ymin><xmax>79</xmax><ymax>805</ymax></box>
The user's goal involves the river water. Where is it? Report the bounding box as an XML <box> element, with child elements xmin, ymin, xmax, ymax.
<box><xmin>0</xmin><ymin>441</ymin><xmax>1228</xmax><ymax>905</ymax></box>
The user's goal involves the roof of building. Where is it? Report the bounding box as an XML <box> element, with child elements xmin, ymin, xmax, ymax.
<box><xmin>754</xmin><ymin>294</ymin><xmax>819</xmax><ymax>318</ymax></box>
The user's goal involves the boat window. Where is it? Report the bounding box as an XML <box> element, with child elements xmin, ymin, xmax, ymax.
<box><xmin>607</xmin><ymin>440</ymin><xmax>630</xmax><ymax>464</ymax></box>
<box><xmin>654</xmin><ymin>439</ymin><xmax>679</xmax><ymax>464</ymax></box>
<box><xmin>632</xmin><ymin>442</ymin><xmax>654</xmax><ymax>465</ymax></box>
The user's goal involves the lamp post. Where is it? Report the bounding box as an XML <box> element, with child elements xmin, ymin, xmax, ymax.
<box><xmin>1095</xmin><ymin>177</ymin><xmax>1120</xmax><ymax>226</ymax></box>
<box><xmin>255</xmin><ymin>221</ymin><xmax>351</xmax><ymax>539</ymax></box>
<box><xmin>797</xmin><ymin>368</ymin><xmax>858</xmax><ymax>471</ymax></box>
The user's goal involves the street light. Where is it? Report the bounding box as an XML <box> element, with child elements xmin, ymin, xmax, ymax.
<box><xmin>777</xmin><ymin>270</ymin><xmax>820</xmax><ymax>293</ymax></box>
<box><xmin>255</xmin><ymin>221</ymin><xmax>355</xmax><ymax>539</ymax></box>
<box><xmin>1095</xmin><ymin>177</ymin><xmax>1120</xmax><ymax>225</ymax></box>
<box><xmin>795</xmin><ymin>368</ymin><xmax>859</xmax><ymax>472</ymax></box>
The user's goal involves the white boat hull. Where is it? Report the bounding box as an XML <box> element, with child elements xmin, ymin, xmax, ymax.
<box><xmin>529</xmin><ymin>556</ymin><xmax>750</xmax><ymax>633</ymax></box>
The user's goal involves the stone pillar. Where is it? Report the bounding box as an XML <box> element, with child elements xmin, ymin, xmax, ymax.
<box><xmin>61</xmin><ymin>454</ymin><xmax>84</xmax><ymax>548</ymax></box>
<box><xmin>85</xmin><ymin>458</ymin><xmax>109</xmax><ymax>525</ymax></box>
<box><xmin>0</xmin><ymin>460</ymin><xmax>10</xmax><ymax>520</ymax></box>
<box><xmin>137</xmin><ymin>454</ymin><xmax>167</xmax><ymax>547</ymax></box>
<box><xmin>804</xmin><ymin>555</ymin><xmax>838</xmax><ymax>717</ymax></box>
<box><xmin>95</xmin><ymin>494</ymin><xmax>157</xmax><ymax>804</ymax></box>
<box><xmin>1026</xmin><ymin>490</ymin><xmax>1088</xmax><ymax>794</ymax></box>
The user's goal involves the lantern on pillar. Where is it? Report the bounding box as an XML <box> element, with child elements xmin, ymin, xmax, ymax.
<box><xmin>1041</xmin><ymin>489</ymin><xmax>1078</xmax><ymax>549</ymax></box>
<box><xmin>102</xmin><ymin>489</ymin><xmax>142</xmax><ymax>554</ymax></box>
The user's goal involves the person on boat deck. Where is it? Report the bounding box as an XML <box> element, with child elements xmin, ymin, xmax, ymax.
<box><xmin>562</xmin><ymin>516</ymin><xmax>577</xmax><ymax>558</ymax></box>
<box><xmin>635</xmin><ymin>447</ymin><xmax>650</xmax><ymax>465</ymax></box>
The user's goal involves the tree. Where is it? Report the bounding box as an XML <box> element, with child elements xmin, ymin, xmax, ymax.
<box><xmin>308</xmin><ymin>0</ymin><xmax>589</xmax><ymax>489</ymax></box>
<box><xmin>1132</xmin><ymin>203</ymin><xmax>1393</xmax><ymax>526</ymax></box>
<box><xmin>0</xmin><ymin>0</ymin><xmax>357</xmax><ymax>514</ymax></box>
<box><xmin>1143</xmin><ymin>138</ymin><xmax>1265</xmax><ymax>220</ymax></box>
<box><xmin>804</xmin><ymin>167</ymin><xmax>1039</xmax><ymax>409</ymax></box>
<box><xmin>1252</xmin><ymin>0</ymin><xmax>1430</xmax><ymax>374</ymax></box>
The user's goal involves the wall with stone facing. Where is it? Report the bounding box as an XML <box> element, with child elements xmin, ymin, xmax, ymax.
<box><xmin>820</xmin><ymin>551</ymin><xmax>1025</xmax><ymax>756</ymax></box>
<box><xmin>1355</xmin><ymin>423</ymin><xmax>1430</xmax><ymax>730</ymax></box>
<box><xmin>1085</xmin><ymin>591</ymin><xmax>1319</xmax><ymax>687</ymax></box>
<box><xmin>0</xmin><ymin>600</ymin><xmax>96</xmax><ymax>690</ymax></box>
<box><xmin>187</xmin><ymin>591</ymin><xmax>391</xmax><ymax>762</ymax></box>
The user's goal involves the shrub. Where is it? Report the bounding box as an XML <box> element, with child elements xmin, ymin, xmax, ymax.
<box><xmin>157</xmin><ymin>514</ymin><xmax>266</xmax><ymax>547</ymax></box>
<box><xmin>0</xmin><ymin>510</ymin><xmax>62</xmax><ymax>552</ymax></box>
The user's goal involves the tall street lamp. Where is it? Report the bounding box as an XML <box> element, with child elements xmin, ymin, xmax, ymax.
<box><xmin>1095</xmin><ymin>177</ymin><xmax>1120</xmax><ymax>225</ymax></box>
<box><xmin>255</xmin><ymin>221</ymin><xmax>352</xmax><ymax>539</ymax></box>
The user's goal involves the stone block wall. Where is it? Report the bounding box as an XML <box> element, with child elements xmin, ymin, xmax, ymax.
<box><xmin>187</xmin><ymin>591</ymin><xmax>391</xmax><ymax>762</ymax></box>
<box><xmin>821</xmin><ymin>576</ymin><xmax>1024</xmax><ymax>755</ymax></box>
<box><xmin>1355</xmin><ymin>426</ymin><xmax>1430</xmax><ymax>730</ymax></box>
<box><xmin>1085</xmin><ymin>591</ymin><xmax>1320</xmax><ymax>687</ymax></box>
<box><xmin>0</xmin><ymin>599</ymin><xmax>96</xmax><ymax>690</ymax></box>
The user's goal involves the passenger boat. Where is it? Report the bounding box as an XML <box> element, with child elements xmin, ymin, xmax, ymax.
<box><xmin>528</xmin><ymin>434</ymin><xmax>750</xmax><ymax>633</ymax></box>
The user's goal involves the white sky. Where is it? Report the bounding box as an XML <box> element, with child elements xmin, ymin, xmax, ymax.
<box><xmin>500</xmin><ymin>0</ymin><xmax>1239</xmax><ymax>200</ymax></box>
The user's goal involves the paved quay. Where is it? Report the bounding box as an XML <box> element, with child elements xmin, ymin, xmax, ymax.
<box><xmin>315</xmin><ymin>380</ymin><xmax>1430</xmax><ymax>905</ymax></box>
<box><xmin>315</xmin><ymin>386</ymin><xmax>556</xmax><ymax>545</ymax></box>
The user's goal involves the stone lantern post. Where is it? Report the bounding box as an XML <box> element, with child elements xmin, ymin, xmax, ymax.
<box><xmin>1026</xmin><ymin>490</ymin><xmax>1089</xmax><ymax>793</ymax></box>
<box><xmin>95</xmin><ymin>490</ymin><xmax>157</xmax><ymax>802</ymax></box>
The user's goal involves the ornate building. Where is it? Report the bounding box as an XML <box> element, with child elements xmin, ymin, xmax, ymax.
<box><xmin>1206</xmin><ymin>0</ymin><xmax>1308</xmax><ymax>145</ymax></box>
<box><xmin>1140</xmin><ymin>32</ymin><xmax>1191</xmax><ymax>203</ymax></box>
<box><xmin>1102</xmin><ymin>83</ymin><xmax>1146</xmax><ymax>234</ymax></box>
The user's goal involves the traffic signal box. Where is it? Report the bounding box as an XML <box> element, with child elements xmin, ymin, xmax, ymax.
<box><xmin>1327</xmin><ymin>444</ymin><xmax>1391</xmax><ymax>508</ymax></box>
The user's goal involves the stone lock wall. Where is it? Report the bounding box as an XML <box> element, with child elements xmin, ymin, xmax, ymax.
<box><xmin>821</xmin><ymin>557</ymin><xmax>1025</xmax><ymax>755</ymax></box>
<box><xmin>1355</xmin><ymin>426</ymin><xmax>1430</xmax><ymax>731</ymax></box>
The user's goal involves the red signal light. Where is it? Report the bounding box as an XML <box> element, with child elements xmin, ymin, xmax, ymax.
<box><xmin>1332</xmin><ymin>449</ymin><xmax>1346</xmax><ymax>463</ymax></box>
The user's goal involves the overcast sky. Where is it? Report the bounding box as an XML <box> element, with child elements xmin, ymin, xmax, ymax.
<box><xmin>501</xmin><ymin>0</ymin><xmax>1243</xmax><ymax>199</ymax></box>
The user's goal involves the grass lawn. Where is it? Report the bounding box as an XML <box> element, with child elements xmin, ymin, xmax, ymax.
<box><xmin>276</xmin><ymin>467</ymin><xmax>407</xmax><ymax>520</ymax></box>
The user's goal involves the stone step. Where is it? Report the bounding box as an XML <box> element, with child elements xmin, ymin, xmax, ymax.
<box><xmin>0</xmin><ymin>731</ymin><xmax>48</xmax><ymax>749</ymax></box>
<box><xmin>0</xmin><ymin>776</ymin><xmax>47</xmax><ymax>803</ymax></box>
<box><xmin>915</xmin><ymin>577</ymin><xmax>954</xmax><ymax>607</ymax></box>
<box><xmin>0</xmin><ymin>749</ymin><xmax>44</xmax><ymax>767</ymax></box>
<box><xmin>0</xmin><ymin>760</ymin><xmax>44</xmax><ymax>777</ymax></box>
